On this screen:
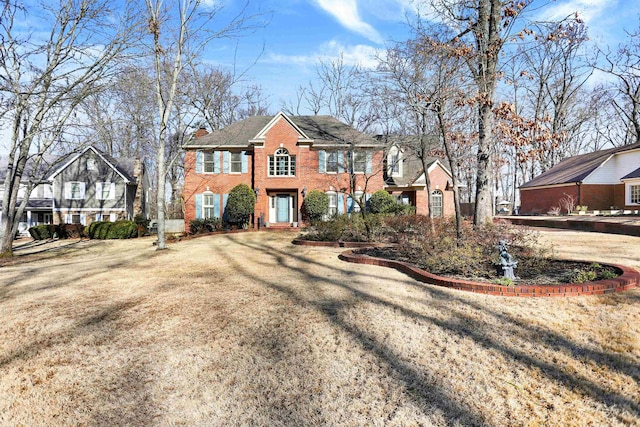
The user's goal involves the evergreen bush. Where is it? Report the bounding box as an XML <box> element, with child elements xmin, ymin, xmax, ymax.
<box><xmin>225</xmin><ymin>184</ymin><xmax>255</xmax><ymax>227</ymax></box>
<box><xmin>302</xmin><ymin>190</ymin><xmax>329</xmax><ymax>224</ymax></box>
<box><xmin>369</xmin><ymin>190</ymin><xmax>396</xmax><ymax>214</ymax></box>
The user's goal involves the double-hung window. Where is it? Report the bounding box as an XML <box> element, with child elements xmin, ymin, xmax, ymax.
<box><xmin>230</xmin><ymin>152</ymin><xmax>242</xmax><ymax>173</ymax></box>
<box><xmin>65</xmin><ymin>182</ymin><xmax>85</xmax><ymax>200</ymax></box>
<box><xmin>326</xmin><ymin>151</ymin><xmax>339</xmax><ymax>173</ymax></box>
<box><xmin>203</xmin><ymin>193</ymin><xmax>216</xmax><ymax>219</ymax></box>
<box><xmin>97</xmin><ymin>182</ymin><xmax>114</xmax><ymax>200</ymax></box>
<box><xmin>327</xmin><ymin>192</ymin><xmax>338</xmax><ymax>217</ymax></box>
<box><xmin>269</xmin><ymin>148</ymin><xmax>296</xmax><ymax>176</ymax></box>
<box><xmin>203</xmin><ymin>152</ymin><xmax>216</xmax><ymax>173</ymax></box>
<box><xmin>431</xmin><ymin>190</ymin><xmax>443</xmax><ymax>218</ymax></box>
<box><xmin>352</xmin><ymin>152</ymin><xmax>366</xmax><ymax>173</ymax></box>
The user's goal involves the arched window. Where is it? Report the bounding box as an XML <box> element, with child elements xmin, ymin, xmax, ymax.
<box><xmin>430</xmin><ymin>190</ymin><xmax>443</xmax><ymax>218</ymax></box>
<box><xmin>269</xmin><ymin>148</ymin><xmax>296</xmax><ymax>176</ymax></box>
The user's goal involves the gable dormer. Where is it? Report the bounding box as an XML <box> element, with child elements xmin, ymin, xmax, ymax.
<box><xmin>249</xmin><ymin>112</ymin><xmax>314</xmax><ymax>148</ymax></box>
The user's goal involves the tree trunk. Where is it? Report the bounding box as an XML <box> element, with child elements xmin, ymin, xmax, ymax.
<box><xmin>474</xmin><ymin>102</ymin><xmax>494</xmax><ymax>224</ymax></box>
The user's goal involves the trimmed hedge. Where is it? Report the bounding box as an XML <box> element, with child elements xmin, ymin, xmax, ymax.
<box><xmin>29</xmin><ymin>224</ymin><xmax>59</xmax><ymax>240</ymax></box>
<box><xmin>86</xmin><ymin>220</ymin><xmax>138</xmax><ymax>239</ymax></box>
<box><xmin>28</xmin><ymin>223</ymin><xmax>88</xmax><ymax>240</ymax></box>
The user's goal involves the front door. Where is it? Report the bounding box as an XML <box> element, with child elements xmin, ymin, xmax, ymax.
<box><xmin>276</xmin><ymin>195</ymin><xmax>290</xmax><ymax>222</ymax></box>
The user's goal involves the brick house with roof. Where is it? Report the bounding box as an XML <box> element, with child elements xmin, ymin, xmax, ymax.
<box><xmin>182</xmin><ymin>112</ymin><xmax>456</xmax><ymax>230</ymax></box>
<box><xmin>519</xmin><ymin>142</ymin><xmax>640</xmax><ymax>214</ymax></box>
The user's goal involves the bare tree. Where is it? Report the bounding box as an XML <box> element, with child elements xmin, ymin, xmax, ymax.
<box><xmin>145</xmin><ymin>0</ymin><xmax>263</xmax><ymax>250</ymax></box>
<box><xmin>0</xmin><ymin>0</ymin><xmax>137</xmax><ymax>256</ymax></box>
<box><xmin>596</xmin><ymin>25</ymin><xmax>640</xmax><ymax>146</ymax></box>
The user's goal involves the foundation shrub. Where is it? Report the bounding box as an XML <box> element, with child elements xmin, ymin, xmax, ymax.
<box><xmin>225</xmin><ymin>184</ymin><xmax>255</xmax><ymax>228</ymax></box>
<box><xmin>369</xmin><ymin>190</ymin><xmax>396</xmax><ymax>214</ymax></box>
<box><xmin>28</xmin><ymin>224</ymin><xmax>59</xmax><ymax>240</ymax></box>
<box><xmin>86</xmin><ymin>221</ymin><xmax>138</xmax><ymax>239</ymax></box>
<box><xmin>302</xmin><ymin>190</ymin><xmax>329</xmax><ymax>225</ymax></box>
<box><xmin>189</xmin><ymin>218</ymin><xmax>223</xmax><ymax>234</ymax></box>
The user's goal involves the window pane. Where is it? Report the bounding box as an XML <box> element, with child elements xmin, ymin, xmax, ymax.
<box><xmin>632</xmin><ymin>185</ymin><xmax>640</xmax><ymax>204</ymax></box>
<box><xmin>327</xmin><ymin>152</ymin><xmax>338</xmax><ymax>173</ymax></box>
<box><xmin>231</xmin><ymin>152</ymin><xmax>242</xmax><ymax>173</ymax></box>
<box><xmin>204</xmin><ymin>152</ymin><xmax>215</xmax><ymax>173</ymax></box>
<box><xmin>101</xmin><ymin>183</ymin><xmax>111</xmax><ymax>199</ymax></box>
<box><xmin>353</xmin><ymin>152</ymin><xmax>366</xmax><ymax>172</ymax></box>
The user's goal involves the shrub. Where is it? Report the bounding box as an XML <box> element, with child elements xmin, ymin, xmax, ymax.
<box><xmin>59</xmin><ymin>223</ymin><xmax>87</xmax><ymax>239</ymax></box>
<box><xmin>189</xmin><ymin>218</ymin><xmax>223</xmax><ymax>234</ymax></box>
<box><xmin>390</xmin><ymin>216</ymin><xmax>552</xmax><ymax>278</ymax></box>
<box><xmin>302</xmin><ymin>190</ymin><xmax>329</xmax><ymax>224</ymax></box>
<box><xmin>28</xmin><ymin>224</ymin><xmax>59</xmax><ymax>240</ymax></box>
<box><xmin>369</xmin><ymin>190</ymin><xmax>396</xmax><ymax>214</ymax></box>
<box><xmin>86</xmin><ymin>220</ymin><xmax>138</xmax><ymax>239</ymax></box>
<box><xmin>225</xmin><ymin>184</ymin><xmax>255</xmax><ymax>227</ymax></box>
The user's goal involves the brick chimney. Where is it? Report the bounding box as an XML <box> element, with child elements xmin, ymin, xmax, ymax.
<box><xmin>195</xmin><ymin>127</ymin><xmax>209</xmax><ymax>138</ymax></box>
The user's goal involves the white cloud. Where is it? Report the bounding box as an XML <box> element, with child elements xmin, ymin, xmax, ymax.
<box><xmin>266</xmin><ymin>40</ymin><xmax>383</xmax><ymax>69</ymax></box>
<box><xmin>313</xmin><ymin>0</ymin><xmax>384</xmax><ymax>44</ymax></box>
<box><xmin>540</xmin><ymin>0</ymin><xmax>612</xmax><ymax>23</ymax></box>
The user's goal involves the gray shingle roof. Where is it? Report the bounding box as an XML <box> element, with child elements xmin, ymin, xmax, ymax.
<box><xmin>520</xmin><ymin>142</ymin><xmax>640</xmax><ymax>189</ymax></box>
<box><xmin>183</xmin><ymin>114</ymin><xmax>382</xmax><ymax>148</ymax></box>
<box><xmin>1</xmin><ymin>147</ymin><xmax>140</xmax><ymax>184</ymax></box>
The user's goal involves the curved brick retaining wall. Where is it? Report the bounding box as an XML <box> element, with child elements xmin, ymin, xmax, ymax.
<box><xmin>338</xmin><ymin>250</ymin><xmax>640</xmax><ymax>297</ymax></box>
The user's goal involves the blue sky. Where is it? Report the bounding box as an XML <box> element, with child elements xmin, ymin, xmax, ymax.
<box><xmin>205</xmin><ymin>0</ymin><xmax>640</xmax><ymax>113</ymax></box>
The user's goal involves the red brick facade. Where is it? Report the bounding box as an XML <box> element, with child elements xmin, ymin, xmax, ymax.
<box><xmin>183</xmin><ymin>114</ymin><xmax>456</xmax><ymax>230</ymax></box>
<box><xmin>520</xmin><ymin>183</ymin><xmax>632</xmax><ymax>214</ymax></box>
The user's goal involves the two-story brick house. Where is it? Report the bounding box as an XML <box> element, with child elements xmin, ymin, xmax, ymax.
<box><xmin>183</xmin><ymin>112</ymin><xmax>386</xmax><ymax>228</ymax></box>
<box><xmin>183</xmin><ymin>112</ymin><xmax>456</xmax><ymax>229</ymax></box>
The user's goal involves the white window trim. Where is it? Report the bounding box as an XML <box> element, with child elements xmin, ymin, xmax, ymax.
<box><xmin>626</xmin><ymin>181</ymin><xmax>640</xmax><ymax>205</ymax></box>
<box><xmin>325</xmin><ymin>151</ymin><xmax>339</xmax><ymax>174</ymax></box>
<box><xmin>65</xmin><ymin>182</ymin><xmax>86</xmax><ymax>200</ymax></box>
<box><xmin>352</xmin><ymin>191</ymin><xmax>364</xmax><ymax>212</ymax></box>
<box><xmin>326</xmin><ymin>191</ymin><xmax>338</xmax><ymax>218</ymax></box>
<box><xmin>268</xmin><ymin>148</ymin><xmax>296</xmax><ymax>177</ymax></box>
<box><xmin>203</xmin><ymin>192</ymin><xmax>215</xmax><ymax>219</ymax></box>
<box><xmin>229</xmin><ymin>152</ymin><xmax>242</xmax><ymax>174</ymax></box>
<box><xmin>203</xmin><ymin>152</ymin><xmax>216</xmax><ymax>174</ymax></box>
<box><xmin>388</xmin><ymin>148</ymin><xmax>402</xmax><ymax>177</ymax></box>
<box><xmin>352</xmin><ymin>152</ymin><xmax>367</xmax><ymax>174</ymax></box>
<box><xmin>96</xmin><ymin>182</ymin><xmax>115</xmax><ymax>200</ymax></box>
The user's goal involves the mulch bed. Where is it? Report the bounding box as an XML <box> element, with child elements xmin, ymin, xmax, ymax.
<box><xmin>357</xmin><ymin>246</ymin><xmax>618</xmax><ymax>286</ymax></box>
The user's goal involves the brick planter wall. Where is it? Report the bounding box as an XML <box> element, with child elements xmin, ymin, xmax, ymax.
<box><xmin>338</xmin><ymin>250</ymin><xmax>640</xmax><ymax>297</ymax></box>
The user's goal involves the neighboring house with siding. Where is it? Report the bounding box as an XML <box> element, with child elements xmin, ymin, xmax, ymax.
<box><xmin>519</xmin><ymin>142</ymin><xmax>640</xmax><ymax>214</ymax></box>
<box><xmin>0</xmin><ymin>146</ymin><xmax>149</xmax><ymax>234</ymax></box>
<box><xmin>182</xmin><ymin>112</ymin><xmax>456</xmax><ymax>230</ymax></box>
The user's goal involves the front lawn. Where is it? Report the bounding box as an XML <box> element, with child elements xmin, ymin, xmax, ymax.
<box><xmin>0</xmin><ymin>232</ymin><xmax>639</xmax><ymax>425</ymax></box>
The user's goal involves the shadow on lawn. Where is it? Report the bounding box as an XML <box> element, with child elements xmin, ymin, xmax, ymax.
<box><xmin>0</xmin><ymin>296</ymin><xmax>156</xmax><ymax>424</ymax></box>
<box><xmin>221</xmin><ymin>233</ymin><xmax>640</xmax><ymax>425</ymax></box>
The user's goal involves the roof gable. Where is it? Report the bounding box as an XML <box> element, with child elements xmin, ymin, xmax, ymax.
<box><xmin>251</xmin><ymin>112</ymin><xmax>312</xmax><ymax>143</ymax></box>
<box><xmin>47</xmin><ymin>146</ymin><xmax>135</xmax><ymax>183</ymax></box>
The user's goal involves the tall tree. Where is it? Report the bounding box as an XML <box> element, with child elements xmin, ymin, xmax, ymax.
<box><xmin>144</xmin><ymin>0</ymin><xmax>262</xmax><ymax>250</ymax></box>
<box><xmin>426</xmin><ymin>0</ymin><xmax>534</xmax><ymax>224</ymax></box>
<box><xmin>0</xmin><ymin>0</ymin><xmax>137</xmax><ymax>256</ymax></box>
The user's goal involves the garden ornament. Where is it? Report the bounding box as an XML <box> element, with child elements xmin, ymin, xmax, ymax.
<box><xmin>498</xmin><ymin>240</ymin><xmax>518</xmax><ymax>280</ymax></box>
